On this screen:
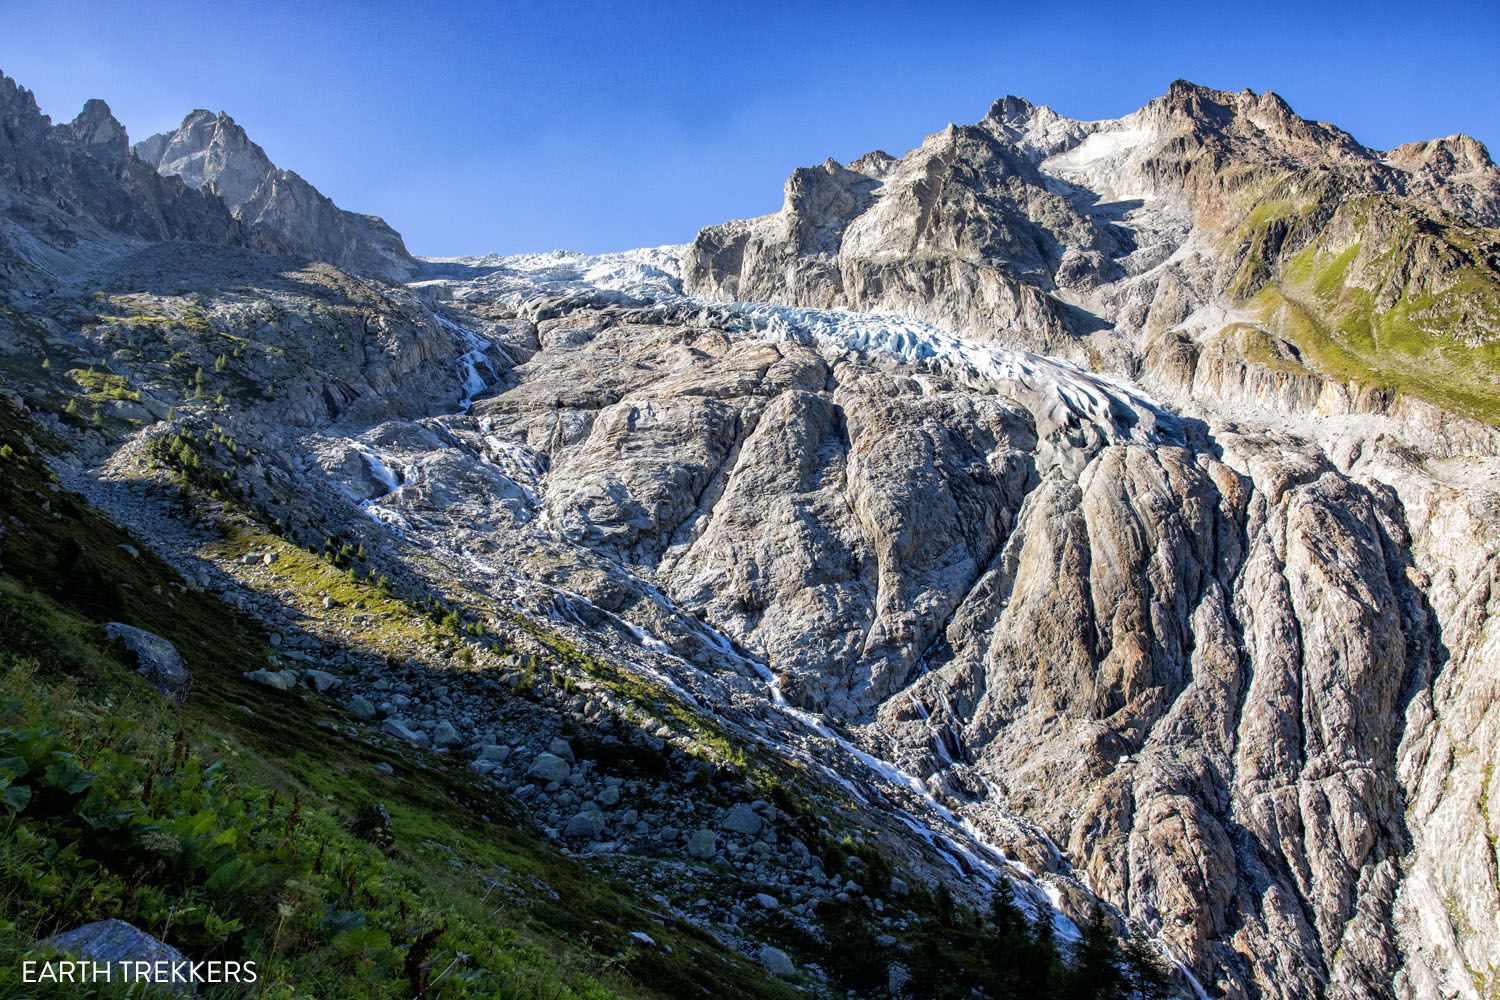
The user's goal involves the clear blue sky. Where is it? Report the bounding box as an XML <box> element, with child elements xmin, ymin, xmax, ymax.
<box><xmin>4</xmin><ymin>1</ymin><xmax>1498</xmax><ymax>256</ymax></box>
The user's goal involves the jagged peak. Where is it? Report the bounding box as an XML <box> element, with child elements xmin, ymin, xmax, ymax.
<box><xmin>986</xmin><ymin>94</ymin><xmax>1037</xmax><ymax>123</ymax></box>
<box><xmin>848</xmin><ymin>149</ymin><xmax>898</xmax><ymax>176</ymax></box>
<box><xmin>0</xmin><ymin>70</ymin><xmax>43</xmax><ymax>119</ymax></box>
<box><xmin>61</xmin><ymin>98</ymin><xmax>129</xmax><ymax>155</ymax></box>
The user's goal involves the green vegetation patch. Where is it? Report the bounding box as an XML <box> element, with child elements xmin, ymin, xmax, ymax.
<box><xmin>1232</xmin><ymin>192</ymin><xmax>1500</xmax><ymax>425</ymax></box>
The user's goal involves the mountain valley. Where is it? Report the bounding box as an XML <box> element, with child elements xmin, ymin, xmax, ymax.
<box><xmin>0</xmin><ymin>70</ymin><xmax>1497</xmax><ymax>1000</ymax></box>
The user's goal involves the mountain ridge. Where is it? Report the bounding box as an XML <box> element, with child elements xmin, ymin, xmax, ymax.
<box><xmin>1</xmin><ymin>71</ymin><xmax>1499</xmax><ymax>1000</ymax></box>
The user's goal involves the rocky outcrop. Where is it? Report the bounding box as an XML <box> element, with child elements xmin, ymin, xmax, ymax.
<box><xmin>135</xmin><ymin>110</ymin><xmax>417</xmax><ymax>281</ymax></box>
<box><xmin>105</xmin><ymin>622</ymin><xmax>192</xmax><ymax>704</ymax></box>
<box><xmin>408</xmin><ymin>241</ymin><xmax>1500</xmax><ymax>1000</ymax></box>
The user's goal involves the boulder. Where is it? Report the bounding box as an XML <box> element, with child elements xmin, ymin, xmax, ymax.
<box><xmin>527</xmin><ymin>751</ymin><xmax>571</xmax><ymax>783</ymax></box>
<box><xmin>564</xmin><ymin>809</ymin><xmax>606</xmax><ymax>839</ymax></box>
<box><xmin>346</xmin><ymin>695</ymin><xmax>376</xmax><ymax>721</ymax></box>
<box><xmin>720</xmin><ymin>803</ymin><xmax>763</xmax><ymax>837</ymax></box>
<box><xmin>686</xmin><ymin>828</ymin><xmax>717</xmax><ymax>859</ymax></box>
<box><xmin>106</xmin><ymin>623</ymin><xmax>191</xmax><ymax>705</ymax></box>
<box><xmin>430</xmin><ymin>721</ymin><xmax>463</xmax><ymax>749</ymax></box>
<box><xmin>381</xmin><ymin>718</ymin><xmax>427</xmax><ymax>746</ymax></box>
<box><xmin>477</xmin><ymin>744</ymin><xmax>511</xmax><ymax>764</ymax></box>
<box><xmin>38</xmin><ymin>919</ymin><xmax>191</xmax><ymax>996</ymax></box>
<box><xmin>243</xmin><ymin>668</ymin><xmax>298</xmax><ymax>691</ymax></box>
<box><xmin>302</xmin><ymin>668</ymin><xmax>341</xmax><ymax>692</ymax></box>
<box><xmin>758</xmin><ymin>945</ymin><xmax>796</xmax><ymax>979</ymax></box>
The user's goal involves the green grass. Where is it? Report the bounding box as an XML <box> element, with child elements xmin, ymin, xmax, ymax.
<box><xmin>1231</xmin><ymin>192</ymin><xmax>1500</xmax><ymax>425</ymax></box>
<box><xmin>65</xmin><ymin>368</ymin><xmax>143</xmax><ymax>404</ymax></box>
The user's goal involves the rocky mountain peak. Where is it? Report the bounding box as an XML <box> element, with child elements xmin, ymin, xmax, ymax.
<box><xmin>134</xmin><ymin>106</ymin><xmax>416</xmax><ymax>281</ymax></box>
<box><xmin>58</xmin><ymin>98</ymin><xmax>130</xmax><ymax>157</ymax></box>
<box><xmin>0</xmin><ymin>71</ymin><xmax>50</xmax><ymax>145</ymax></box>
<box><xmin>847</xmin><ymin>148</ymin><xmax>899</xmax><ymax>177</ymax></box>
<box><xmin>1386</xmin><ymin>132</ymin><xmax>1497</xmax><ymax>176</ymax></box>
<box><xmin>985</xmin><ymin>93</ymin><xmax>1037</xmax><ymax>123</ymax></box>
<box><xmin>982</xmin><ymin>92</ymin><xmax>1090</xmax><ymax>161</ymax></box>
<box><xmin>134</xmin><ymin>108</ymin><xmax>275</xmax><ymax>208</ymax></box>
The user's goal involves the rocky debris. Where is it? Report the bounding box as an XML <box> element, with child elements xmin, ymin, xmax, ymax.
<box><xmin>105</xmin><ymin>623</ymin><xmax>192</xmax><ymax>705</ymax></box>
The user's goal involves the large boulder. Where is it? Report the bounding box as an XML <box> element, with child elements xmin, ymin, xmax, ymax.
<box><xmin>720</xmin><ymin>803</ymin><xmax>763</xmax><ymax>837</ymax></box>
<box><xmin>430</xmin><ymin>721</ymin><xmax>463</xmax><ymax>749</ymax></box>
<box><xmin>686</xmin><ymin>828</ymin><xmax>717</xmax><ymax>859</ymax></box>
<box><xmin>527</xmin><ymin>751</ymin><xmax>571</xmax><ymax>784</ymax></box>
<box><xmin>243</xmin><ymin>668</ymin><xmax>298</xmax><ymax>691</ymax></box>
<box><xmin>758</xmin><ymin>945</ymin><xmax>797</xmax><ymax>979</ymax></box>
<box><xmin>105</xmin><ymin>623</ymin><xmax>191</xmax><ymax>705</ymax></box>
<box><xmin>563</xmin><ymin>809</ymin><xmax>606</xmax><ymax>839</ymax></box>
<box><xmin>38</xmin><ymin>919</ymin><xmax>192</xmax><ymax>996</ymax></box>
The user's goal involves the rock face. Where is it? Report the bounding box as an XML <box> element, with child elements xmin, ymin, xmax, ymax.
<box><xmin>105</xmin><ymin>623</ymin><xmax>191</xmax><ymax>704</ymax></box>
<box><xmin>432</xmin><ymin>235</ymin><xmax>1500</xmax><ymax>995</ymax></box>
<box><xmin>669</xmin><ymin>89</ymin><xmax>1500</xmax><ymax>1000</ymax></box>
<box><xmin>134</xmin><ymin>109</ymin><xmax>417</xmax><ymax>281</ymax></box>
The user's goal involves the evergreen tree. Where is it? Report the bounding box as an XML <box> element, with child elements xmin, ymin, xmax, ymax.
<box><xmin>1061</xmin><ymin>904</ymin><xmax>1127</xmax><ymax>1000</ymax></box>
<box><xmin>1121</xmin><ymin>933</ymin><xmax>1174</xmax><ymax>1000</ymax></box>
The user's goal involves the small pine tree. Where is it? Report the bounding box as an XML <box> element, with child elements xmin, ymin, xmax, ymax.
<box><xmin>214</xmin><ymin>353</ymin><xmax>227</xmax><ymax>373</ymax></box>
<box><xmin>935</xmin><ymin>881</ymin><xmax>957</xmax><ymax>929</ymax></box>
<box><xmin>1062</xmin><ymin>904</ymin><xmax>1127</xmax><ymax>1000</ymax></box>
<box><xmin>1121</xmin><ymin>933</ymin><xmax>1173</xmax><ymax>1000</ymax></box>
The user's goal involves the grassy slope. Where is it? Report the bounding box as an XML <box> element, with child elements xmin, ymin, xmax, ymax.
<box><xmin>1226</xmin><ymin>188</ymin><xmax>1500</xmax><ymax>424</ymax></box>
<box><xmin>0</xmin><ymin>403</ymin><xmax>799</xmax><ymax>999</ymax></box>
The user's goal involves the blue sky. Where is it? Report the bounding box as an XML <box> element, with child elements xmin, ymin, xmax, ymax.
<box><xmin>4</xmin><ymin>1</ymin><xmax>1498</xmax><ymax>255</ymax></box>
